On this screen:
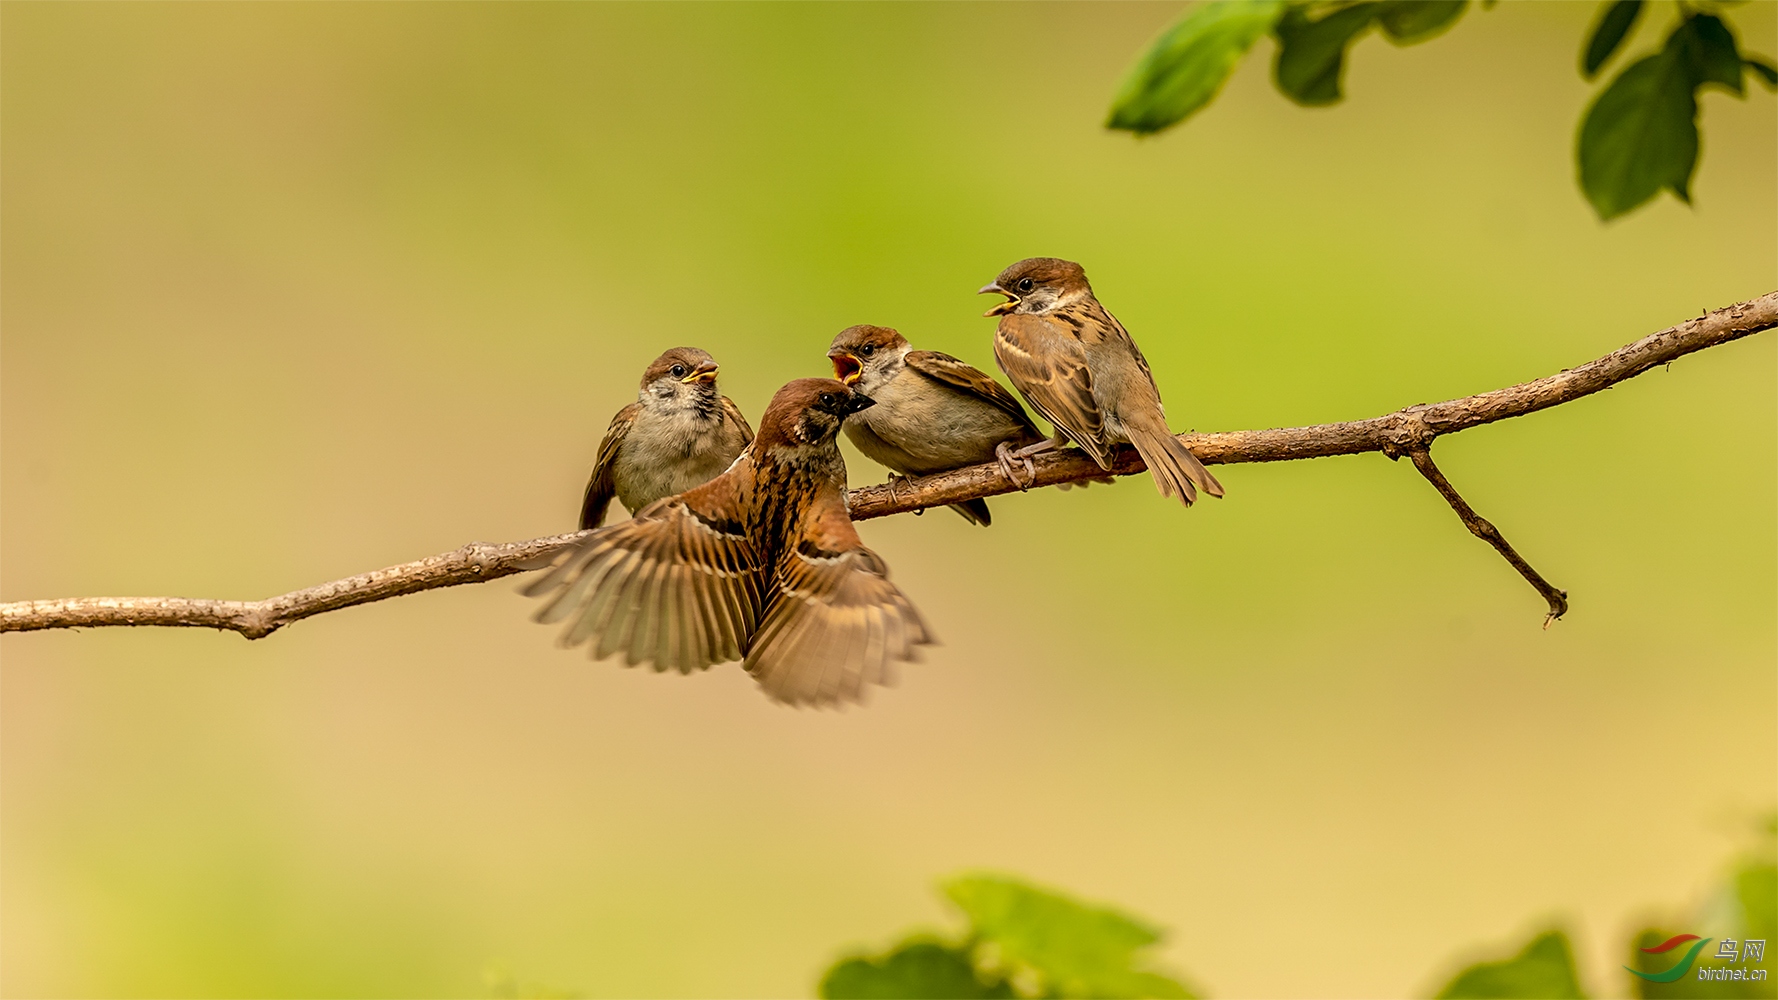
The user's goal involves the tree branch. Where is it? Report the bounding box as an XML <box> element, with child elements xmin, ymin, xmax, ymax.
<box><xmin>1407</xmin><ymin>447</ymin><xmax>1569</xmax><ymax>627</ymax></box>
<box><xmin>3</xmin><ymin>292</ymin><xmax>1773</xmax><ymax>638</ymax></box>
<box><xmin>0</xmin><ymin>534</ymin><xmax>584</xmax><ymax>639</ymax></box>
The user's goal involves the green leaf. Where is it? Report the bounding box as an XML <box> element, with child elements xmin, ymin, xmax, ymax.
<box><xmin>1583</xmin><ymin>0</ymin><xmax>1644</xmax><ymax>79</ymax></box>
<box><xmin>1745</xmin><ymin>56</ymin><xmax>1778</xmax><ymax>89</ymax></box>
<box><xmin>942</xmin><ymin>874</ymin><xmax>1196</xmax><ymax>999</ymax></box>
<box><xmin>1106</xmin><ymin>0</ymin><xmax>1287</xmax><ymax>135</ymax></box>
<box><xmin>1672</xmin><ymin>13</ymin><xmax>1745</xmax><ymax>94</ymax></box>
<box><xmin>1435</xmin><ymin>930</ymin><xmax>1587</xmax><ymax>1000</ymax></box>
<box><xmin>820</xmin><ymin>939</ymin><xmax>1014</xmax><ymax>1000</ymax></box>
<box><xmin>1576</xmin><ymin>43</ymin><xmax>1698</xmax><ymax>219</ymax></box>
<box><xmin>1273</xmin><ymin>3</ymin><xmax>1381</xmax><ymax>105</ymax></box>
<box><xmin>1375</xmin><ymin>0</ymin><xmax>1467</xmax><ymax>44</ymax></box>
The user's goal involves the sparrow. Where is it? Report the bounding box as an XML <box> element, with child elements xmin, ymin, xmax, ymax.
<box><xmin>980</xmin><ymin>257</ymin><xmax>1224</xmax><ymax>506</ymax></box>
<box><xmin>578</xmin><ymin>347</ymin><xmax>754</xmax><ymax>529</ymax></box>
<box><xmin>827</xmin><ymin>324</ymin><xmax>1046</xmax><ymax>526</ymax></box>
<box><xmin>526</xmin><ymin>378</ymin><xmax>933</xmax><ymax>707</ymax></box>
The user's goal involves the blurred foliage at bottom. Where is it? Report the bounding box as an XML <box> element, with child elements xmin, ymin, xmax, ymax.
<box><xmin>1435</xmin><ymin>930</ymin><xmax>1587</xmax><ymax>999</ymax></box>
<box><xmin>1627</xmin><ymin>814</ymin><xmax>1776</xmax><ymax>1000</ymax></box>
<box><xmin>819</xmin><ymin>875</ymin><xmax>1198</xmax><ymax>1000</ymax></box>
<box><xmin>819</xmin><ymin>817</ymin><xmax>1774</xmax><ymax>1000</ymax></box>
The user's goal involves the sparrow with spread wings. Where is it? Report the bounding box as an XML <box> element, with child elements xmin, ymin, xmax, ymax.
<box><xmin>826</xmin><ymin>324</ymin><xmax>1045</xmax><ymax>527</ymax></box>
<box><xmin>579</xmin><ymin>347</ymin><xmax>754</xmax><ymax>529</ymax></box>
<box><xmin>528</xmin><ymin>378</ymin><xmax>933</xmax><ymax>707</ymax></box>
<box><xmin>981</xmin><ymin>257</ymin><xmax>1224</xmax><ymax>507</ymax></box>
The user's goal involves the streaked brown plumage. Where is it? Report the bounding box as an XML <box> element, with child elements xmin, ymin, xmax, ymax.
<box><xmin>579</xmin><ymin>347</ymin><xmax>754</xmax><ymax>529</ymax></box>
<box><xmin>827</xmin><ymin>324</ymin><xmax>1044</xmax><ymax>526</ymax></box>
<box><xmin>980</xmin><ymin>257</ymin><xmax>1223</xmax><ymax>506</ymax></box>
<box><xmin>528</xmin><ymin>378</ymin><xmax>933</xmax><ymax>707</ymax></box>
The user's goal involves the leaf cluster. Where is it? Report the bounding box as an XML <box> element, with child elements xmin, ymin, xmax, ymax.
<box><xmin>1434</xmin><ymin>930</ymin><xmax>1588</xmax><ymax>1000</ymax></box>
<box><xmin>1577</xmin><ymin>1</ymin><xmax>1777</xmax><ymax>219</ymax></box>
<box><xmin>1104</xmin><ymin>0</ymin><xmax>1775</xmax><ymax>221</ymax></box>
<box><xmin>818</xmin><ymin>875</ymin><xmax>1197</xmax><ymax>1000</ymax></box>
<box><xmin>1106</xmin><ymin>0</ymin><xmax>1464</xmax><ymax>133</ymax></box>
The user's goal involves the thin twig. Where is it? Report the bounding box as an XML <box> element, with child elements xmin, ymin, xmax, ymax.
<box><xmin>2</xmin><ymin>292</ymin><xmax>1773</xmax><ymax>638</ymax></box>
<box><xmin>1407</xmin><ymin>448</ymin><xmax>1568</xmax><ymax>627</ymax></box>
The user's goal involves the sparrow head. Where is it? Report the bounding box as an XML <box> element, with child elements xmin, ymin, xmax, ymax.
<box><xmin>758</xmin><ymin>377</ymin><xmax>876</xmax><ymax>448</ymax></box>
<box><xmin>826</xmin><ymin>324</ymin><xmax>911</xmax><ymax>393</ymax></box>
<box><xmin>639</xmin><ymin>347</ymin><xmax>723</xmax><ymax>409</ymax></box>
<box><xmin>978</xmin><ymin>257</ymin><xmax>1092</xmax><ymax>317</ymax></box>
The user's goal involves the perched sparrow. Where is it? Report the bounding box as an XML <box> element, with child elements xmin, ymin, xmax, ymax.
<box><xmin>827</xmin><ymin>324</ymin><xmax>1045</xmax><ymax>526</ymax></box>
<box><xmin>578</xmin><ymin>347</ymin><xmax>754</xmax><ymax>529</ymax></box>
<box><xmin>527</xmin><ymin>378</ymin><xmax>933</xmax><ymax>707</ymax></box>
<box><xmin>980</xmin><ymin>257</ymin><xmax>1224</xmax><ymax>506</ymax></box>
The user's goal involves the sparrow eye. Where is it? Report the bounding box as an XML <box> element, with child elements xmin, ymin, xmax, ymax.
<box><xmin>670</xmin><ymin>364</ymin><xmax>686</xmax><ymax>377</ymax></box>
<box><xmin>819</xmin><ymin>393</ymin><xmax>835</xmax><ymax>407</ymax></box>
<box><xmin>860</xmin><ymin>345</ymin><xmax>874</xmax><ymax>356</ymax></box>
<box><xmin>1017</xmin><ymin>277</ymin><xmax>1034</xmax><ymax>293</ymax></box>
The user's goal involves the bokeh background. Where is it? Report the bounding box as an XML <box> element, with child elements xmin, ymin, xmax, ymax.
<box><xmin>2</xmin><ymin>3</ymin><xmax>1773</xmax><ymax>997</ymax></box>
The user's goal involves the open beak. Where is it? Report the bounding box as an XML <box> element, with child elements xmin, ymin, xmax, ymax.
<box><xmin>827</xmin><ymin>350</ymin><xmax>863</xmax><ymax>386</ymax></box>
<box><xmin>681</xmin><ymin>361</ymin><xmax>720</xmax><ymax>385</ymax></box>
<box><xmin>979</xmin><ymin>282</ymin><xmax>1019</xmax><ymax>317</ymax></box>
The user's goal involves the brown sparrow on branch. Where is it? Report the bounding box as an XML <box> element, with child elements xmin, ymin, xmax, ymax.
<box><xmin>527</xmin><ymin>378</ymin><xmax>933</xmax><ymax>707</ymax></box>
<box><xmin>827</xmin><ymin>324</ymin><xmax>1045</xmax><ymax>526</ymax></box>
<box><xmin>981</xmin><ymin>257</ymin><xmax>1224</xmax><ymax>506</ymax></box>
<box><xmin>579</xmin><ymin>347</ymin><xmax>754</xmax><ymax>529</ymax></box>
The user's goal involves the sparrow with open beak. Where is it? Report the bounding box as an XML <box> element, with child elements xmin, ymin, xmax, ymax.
<box><xmin>527</xmin><ymin>378</ymin><xmax>933</xmax><ymax>707</ymax></box>
<box><xmin>826</xmin><ymin>324</ymin><xmax>1045</xmax><ymax>526</ymax></box>
<box><xmin>980</xmin><ymin>257</ymin><xmax>1224</xmax><ymax>506</ymax></box>
<box><xmin>579</xmin><ymin>347</ymin><xmax>754</xmax><ymax>529</ymax></box>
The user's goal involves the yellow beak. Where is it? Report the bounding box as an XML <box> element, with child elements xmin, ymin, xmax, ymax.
<box><xmin>828</xmin><ymin>350</ymin><xmax>863</xmax><ymax>386</ymax></box>
<box><xmin>681</xmin><ymin>361</ymin><xmax>720</xmax><ymax>384</ymax></box>
<box><xmin>978</xmin><ymin>283</ymin><xmax>1018</xmax><ymax>317</ymax></box>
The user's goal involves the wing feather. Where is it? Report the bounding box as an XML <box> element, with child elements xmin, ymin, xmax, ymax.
<box><xmin>578</xmin><ymin>403</ymin><xmax>638</xmax><ymax>529</ymax></box>
<box><xmin>527</xmin><ymin>485</ymin><xmax>765</xmax><ymax>674</ymax></box>
<box><xmin>719</xmin><ymin>395</ymin><xmax>756</xmax><ymax>447</ymax></box>
<box><xmin>903</xmin><ymin>350</ymin><xmax>1041</xmax><ymax>438</ymax></box>
<box><xmin>743</xmin><ymin>492</ymin><xmax>934</xmax><ymax>706</ymax></box>
<box><xmin>993</xmin><ymin>313</ymin><xmax>1113</xmax><ymax>468</ymax></box>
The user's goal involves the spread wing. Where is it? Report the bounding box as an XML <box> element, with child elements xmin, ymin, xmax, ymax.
<box><xmin>993</xmin><ymin>313</ymin><xmax>1112</xmax><ymax>467</ymax></box>
<box><xmin>578</xmin><ymin>403</ymin><xmax>638</xmax><ymax>529</ymax></box>
<box><xmin>719</xmin><ymin>394</ymin><xmax>755</xmax><ymax>447</ymax></box>
<box><xmin>744</xmin><ymin>489</ymin><xmax>933</xmax><ymax>707</ymax></box>
<box><xmin>903</xmin><ymin>350</ymin><xmax>1041</xmax><ymax>438</ymax></box>
<box><xmin>528</xmin><ymin>473</ymin><xmax>768</xmax><ymax>674</ymax></box>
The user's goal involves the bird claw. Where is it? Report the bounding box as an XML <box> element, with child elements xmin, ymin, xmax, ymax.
<box><xmin>996</xmin><ymin>441</ymin><xmax>1036</xmax><ymax>491</ymax></box>
<box><xmin>885</xmin><ymin>472</ymin><xmax>906</xmax><ymax>503</ymax></box>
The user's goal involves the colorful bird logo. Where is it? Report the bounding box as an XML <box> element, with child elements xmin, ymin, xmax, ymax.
<box><xmin>1626</xmin><ymin>934</ymin><xmax>1712</xmax><ymax>983</ymax></box>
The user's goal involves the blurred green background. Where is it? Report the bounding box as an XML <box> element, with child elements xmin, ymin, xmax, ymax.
<box><xmin>2</xmin><ymin>2</ymin><xmax>1773</xmax><ymax>996</ymax></box>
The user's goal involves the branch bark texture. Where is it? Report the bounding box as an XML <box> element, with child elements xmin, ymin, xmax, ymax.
<box><xmin>4</xmin><ymin>292</ymin><xmax>1773</xmax><ymax>639</ymax></box>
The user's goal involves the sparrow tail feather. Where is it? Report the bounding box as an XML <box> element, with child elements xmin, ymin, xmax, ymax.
<box><xmin>1127</xmin><ymin>419</ymin><xmax>1223</xmax><ymax>507</ymax></box>
<box><xmin>948</xmin><ymin>498</ymin><xmax>992</xmax><ymax>526</ymax></box>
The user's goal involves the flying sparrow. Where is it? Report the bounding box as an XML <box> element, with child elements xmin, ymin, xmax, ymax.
<box><xmin>980</xmin><ymin>257</ymin><xmax>1224</xmax><ymax>506</ymax></box>
<box><xmin>578</xmin><ymin>347</ymin><xmax>754</xmax><ymax>529</ymax></box>
<box><xmin>527</xmin><ymin>378</ymin><xmax>933</xmax><ymax>707</ymax></box>
<box><xmin>827</xmin><ymin>324</ymin><xmax>1046</xmax><ymax>526</ymax></box>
